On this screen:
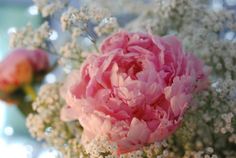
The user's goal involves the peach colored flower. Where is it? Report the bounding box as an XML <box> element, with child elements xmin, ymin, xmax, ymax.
<box><xmin>0</xmin><ymin>48</ymin><xmax>49</xmax><ymax>93</ymax></box>
<box><xmin>61</xmin><ymin>31</ymin><xmax>209</xmax><ymax>154</ymax></box>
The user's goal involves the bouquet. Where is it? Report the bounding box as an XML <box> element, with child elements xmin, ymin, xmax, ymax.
<box><xmin>4</xmin><ymin>0</ymin><xmax>236</xmax><ymax>157</ymax></box>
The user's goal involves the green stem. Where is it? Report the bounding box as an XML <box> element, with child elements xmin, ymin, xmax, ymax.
<box><xmin>93</xmin><ymin>42</ymin><xmax>99</xmax><ymax>53</ymax></box>
<box><xmin>22</xmin><ymin>84</ymin><xmax>37</xmax><ymax>101</ymax></box>
<box><xmin>17</xmin><ymin>85</ymin><xmax>37</xmax><ymax>116</ymax></box>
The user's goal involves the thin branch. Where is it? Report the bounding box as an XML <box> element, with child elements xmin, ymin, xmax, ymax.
<box><xmin>72</xmin><ymin>21</ymin><xmax>100</xmax><ymax>53</ymax></box>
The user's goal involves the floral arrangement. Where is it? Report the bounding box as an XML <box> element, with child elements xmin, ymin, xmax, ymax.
<box><xmin>60</xmin><ymin>31</ymin><xmax>209</xmax><ymax>156</ymax></box>
<box><xmin>3</xmin><ymin>0</ymin><xmax>236</xmax><ymax>158</ymax></box>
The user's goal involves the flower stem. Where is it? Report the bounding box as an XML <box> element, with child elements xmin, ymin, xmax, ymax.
<box><xmin>22</xmin><ymin>84</ymin><xmax>37</xmax><ymax>101</ymax></box>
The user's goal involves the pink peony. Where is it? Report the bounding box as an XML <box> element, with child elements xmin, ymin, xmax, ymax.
<box><xmin>0</xmin><ymin>48</ymin><xmax>49</xmax><ymax>93</ymax></box>
<box><xmin>61</xmin><ymin>31</ymin><xmax>209</xmax><ymax>154</ymax></box>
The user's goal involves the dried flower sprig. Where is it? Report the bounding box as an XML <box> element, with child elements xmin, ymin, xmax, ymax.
<box><xmin>33</xmin><ymin>0</ymin><xmax>69</xmax><ymax>17</ymax></box>
<box><xmin>60</xmin><ymin>6</ymin><xmax>119</xmax><ymax>52</ymax></box>
<box><xmin>9</xmin><ymin>22</ymin><xmax>50</xmax><ymax>49</ymax></box>
<box><xmin>26</xmin><ymin>83</ymin><xmax>88</xmax><ymax>158</ymax></box>
<box><xmin>58</xmin><ymin>40</ymin><xmax>87</xmax><ymax>70</ymax></box>
<box><xmin>95</xmin><ymin>17</ymin><xmax>119</xmax><ymax>36</ymax></box>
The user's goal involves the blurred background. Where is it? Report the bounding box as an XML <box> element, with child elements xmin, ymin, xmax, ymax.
<box><xmin>0</xmin><ymin>0</ymin><xmax>236</xmax><ymax>158</ymax></box>
<box><xmin>0</xmin><ymin>0</ymin><xmax>61</xmax><ymax>158</ymax></box>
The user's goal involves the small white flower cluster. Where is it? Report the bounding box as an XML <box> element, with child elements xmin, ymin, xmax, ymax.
<box><xmin>81</xmin><ymin>0</ymin><xmax>156</xmax><ymax>14</ymax></box>
<box><xmin>61</xmin><ymin>7</ymin><xmax>87</xmax><ymax>32</ymax></box>
<box><xmin>83</xmin><ymin>136</ymin><xmax>117</xmax><ymax>158</ymax></box>
<box><xmin>83</xmin><ymin>137</ymin><xmax>174</xmax><ymax>158</ymax></box>
<box><xmin>220</xmin><ymin>113</ymin><xmax>234</xmax><ymax>134</ymax></box>
<box><xmin>33</xmin><ymin>0</ymin><xmax>68</xmax><ymax>17</ymax></box>
<box><xmin>60</xmin><ymin>5</ymin><xmax>120</xmax><ymax>44</ymax></box>
<box><xmin>26</xmin><ymin>84</ymin><xmax>67</xmax><ymax>142</ymax></box>
<box><xmin>26</xmin><ymin>84</ymin><xmax>90</xmax><ymax>158</ymax></box>
<box><xmin>179</xmin><ymin>10</ymin><xmax>236</xmax><ymax>79</ymax></box>
<box><xmin>63</xmin><ymin>138</ymin><xmax>88</xmax><ymax>158</ymax></box>
<box><xmin>127</xmin><ymin>0</ymin><xmax>195</xmax><ymax>35</ymax></box>
<box><xmin>26</xmin><ymin>84</ymin><xmax>79</xmax><ymax>154</ymax></box>
<box><xmin>95</xmin><ymin>17</ymin><xmax>119</xmax><ymax>36</ymax></box>
<box><xmin>58</xmin><ymin>41</ymin><xmax>86</xmax><ymax>70</ymax></box>
<box><xmin>9</xmin><ymin>22</ymin><xmax>50</xmax><ymax>49</ymax></box>
<box><xmin>170</xmin><ymin>78</ymin><xmax>236</xmax><ymax>158</ymax></box>
<box><xmin>60</xmin><ymin>6</ymin><xmax>109</xmax><ymax>33</ymax></box>
<box><xmin>183</xmin><ymin>147</ymin><xmax>218</xmax><ymax>158</ymax></box>
<box><xmin>59</xmin><ymin>5</ymin><xmax>119</xmax><ymax>66</ymax></box>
